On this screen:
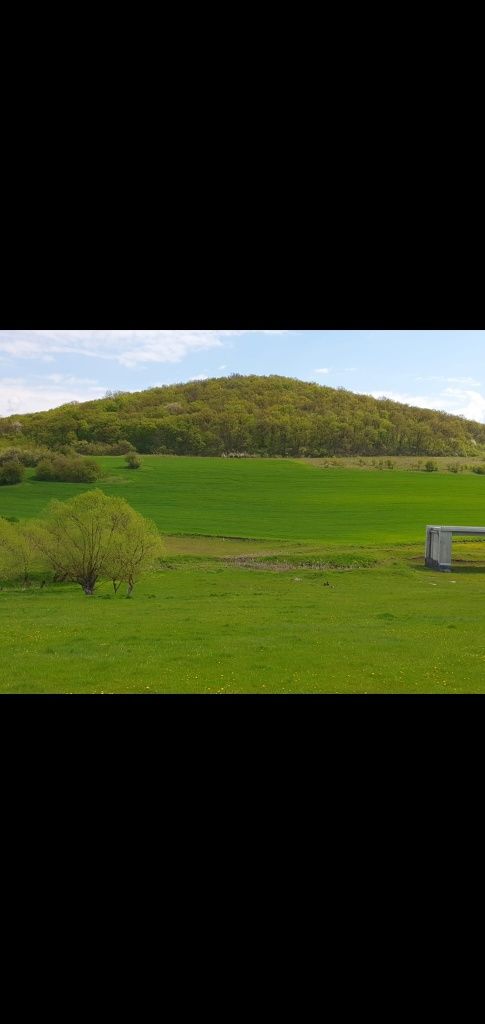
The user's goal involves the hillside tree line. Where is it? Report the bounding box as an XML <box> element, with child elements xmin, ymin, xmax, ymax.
<box><xmin>1</xmin><ymin>375</ymin><xmax>485</xmax><ymax>458</ymax></box>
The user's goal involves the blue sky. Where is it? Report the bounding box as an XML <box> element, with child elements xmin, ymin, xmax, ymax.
<box><xmin>0</xmin><ymin>329</ymin><xmax>484</xmax><ymax>421</ymax></box>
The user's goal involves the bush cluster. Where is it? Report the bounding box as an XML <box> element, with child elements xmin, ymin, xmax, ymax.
<box><xmin>35</xmin><ymin>455</ymin><xmax>103</xmax><ymax>483</ymax></box>
<box><xmin>0</xmin><ymin>461</ymin><xmax>25</xmax><ymax>485</ymax></box>
<box><xmin>371</xmin><ymin>458</ymin><xmax>395</xmax><ymax>470</ymax></box>
<box><xmin>74</xmin><ymin>439</ymin><xmax>135</xmax><ymax>456</ymax></box>
<box><xmin>0</xmin><ymin>447</ymin><xmax>50</xmax><ymax>466</ymax></box>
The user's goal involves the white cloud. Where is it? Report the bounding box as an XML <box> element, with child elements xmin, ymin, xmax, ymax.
<box><xmin>0</xmin><ymin>377</ymin><xmax>105</xmax><ymax>417</ymax></box>
<box><xmin>189</xmin><ymin>374</ymin><xmax>208</xmax><ymax>381</ymax></box>
<box><xmin>314</xmin><ymin>368</ymin><xmax>330</xmax><ymax>374</ymax></box>
<box><xmin>0</xmin><ymin>330</ymin><xmax>242</xmax><ymax>368</ymax></box>
<box><xmin>370</xmin><ymin>388</ymin><xmax>485</xmax><ymax>423</ymax></box>
<box><xmin>441</xmin><ymin>388</ymin><xmax>485</xmax><ymax>422</ymax></box>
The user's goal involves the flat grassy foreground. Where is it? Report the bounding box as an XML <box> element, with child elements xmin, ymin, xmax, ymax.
<box><xmin>2</xmin><ymin>456</ymin><xmax>485</xmax><ymax>694</ymax></box>
<box><xmin>2</xmin><ymin>561</ymin><xmax>485</xmax><ymax>693</ymax></box>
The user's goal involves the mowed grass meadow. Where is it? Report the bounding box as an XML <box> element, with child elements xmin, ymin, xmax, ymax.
<box><xmin>2</xmin><ymin>455</ymin><xmax>485</xmax><ymax>694</ymax></box>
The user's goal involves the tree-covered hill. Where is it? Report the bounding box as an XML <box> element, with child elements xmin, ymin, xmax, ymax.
<box><xmin>2</xmin><ymin>374</ymin><xmax>485</xmax><ymax>457</ymax></box>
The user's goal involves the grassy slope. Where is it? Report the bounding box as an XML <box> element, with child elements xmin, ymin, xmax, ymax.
<box><xmin>3</xmin><ymin>455</ymin><xmax>485</xmax><ymax>542</ymax></box>
<box><xmin>2</xmin><ymin>456</ymin><xmax>485</xmax><ymax>694</ymax></box>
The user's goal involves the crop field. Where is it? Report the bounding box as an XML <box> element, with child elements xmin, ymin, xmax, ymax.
<box><xmin>2</xmin><ymin>456</ymin><xmax>485</xmax><ymax>694</ymax></box>
<box><xmin>4</xmin><ymin>455</ymin><xmax>485</xmax><ymax>543</ymax></box>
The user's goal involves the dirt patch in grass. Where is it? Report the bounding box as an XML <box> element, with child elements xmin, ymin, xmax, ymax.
<box><xmin>226</xmin><ymin>554</ymin><xmax>379</xmax><ymax>572</ymax></box>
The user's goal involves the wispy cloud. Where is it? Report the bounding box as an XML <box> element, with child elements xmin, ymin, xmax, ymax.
<box><xmin>0</xmin><ymin>329</ymin><xmax>292</xmax><ymax>373</ymax></box>
<box><xmin>34</xmin><ymin>373</ymin><xmax>100</xmax><ymax>386</ymax></box>
<box><xmin>314</xmin><ymin>368</ymin><xmax>330</xmax><ymax>374</ymax></box>
<box><xmin>416</xmin><ymin>375</ymin><xmax>482</xmax><ymax>387</ymax></box>
<box><xmin>0</xmin><ymin>330</ymin><xmax>245</xmax><ymax>368</ymax></box>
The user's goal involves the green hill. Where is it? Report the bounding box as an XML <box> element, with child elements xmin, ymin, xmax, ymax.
<box><xmin>1</xmin><ymin>374</ymin><xmax>485</xmax><ymax>457</ymax></box>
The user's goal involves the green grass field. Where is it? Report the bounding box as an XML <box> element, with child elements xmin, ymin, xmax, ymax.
<box><xmin>4</xmin><ymin>456</ymin><xmax>485</xmax><ymax>542</ymax></box>
<box><xmin>2</xmin><ymin>456</ymin><xmax>485</xmax><ymax>694</ymax></box>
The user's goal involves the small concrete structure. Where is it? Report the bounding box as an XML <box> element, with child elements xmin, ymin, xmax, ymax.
<box><xmin>425</xmin><ymin>525</ymin><xmax>485</xmax><ymax>572</ymax></box>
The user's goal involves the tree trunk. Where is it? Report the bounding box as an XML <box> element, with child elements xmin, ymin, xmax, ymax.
<box><xmin>82</xmin><ymin>579</ymin><xmax>96</xmax><ymax>595</ymax></box>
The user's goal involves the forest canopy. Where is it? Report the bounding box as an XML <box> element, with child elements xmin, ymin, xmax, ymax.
<box><xmin>1</xmin><ymin>374</ymin><xmax>484</xmax><ymax>458</ymax></box>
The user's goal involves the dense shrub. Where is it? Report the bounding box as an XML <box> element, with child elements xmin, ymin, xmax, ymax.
<box><xmin>35</xmin><ymin>455</ymin><xmax>103</xmax><ymax>483</ymax></box>
<box><xmin>125</xmin><ymin>453</ymin><xmax>142</xmax><ymax>469</ymax></box>
<box><xmin>0</xmin><ymin>447</ymin><xmax>53</xmax><ymax>467</ymax></box>
<box><xmin>0</xmin><ymin>419</ymin><xmax>22</xmax><ymax>436</ymax></box>
<box><xmin>74</xmin><ymin>439</ymin><xmax>135</xmax><ymax>456</ymax></box>
<box><xmin>111</xmin><ymin>440</ymin><xmax>136</xmax><ymax>455</ymax></box>
<box><xmin>22</xmin><ymin>448</ymin><xmax>52</xmax><ymax>466</ymax></box>
<box><xmin>472</xmin><ymin>465</ymin><xmax>485</xmax><ymax>475</ymax></box>
<box><xmin>0</xmin><ymin>461</ymin><xmax>25</xmax><ymax>484</ymax></box>
<box><xmin>0</xmin><ymin>448</ymin><xmax>23</xmax><ymax>465</ymax></box>
<box><xmin>424</xmin><ymin>460</ymin><xmax>438</xmax><ymax>472</ymax></box>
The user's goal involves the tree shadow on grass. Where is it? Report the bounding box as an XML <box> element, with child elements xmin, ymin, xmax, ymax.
<box><xmin>413</xmin><ymin>562</ymin><xmax>485</xmax><ymax>575</ymax></box>
<box><xmin>446</xmin><ymin>565</ymin><xmax>485</xmax><ymax>574</ymax></box>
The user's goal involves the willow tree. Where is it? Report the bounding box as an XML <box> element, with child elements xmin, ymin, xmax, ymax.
<box><xmin>0</xmin><ymin>518</ymin><xmax>44</xmax><ymax>586</ymax></box>
<box><xmin>0</xmin><ymin>517</ymin><xmax>18</xmax><ymax>583</ymax></box>
<box><xmin>33</xmin><ymin>489</ymin><xmax>162</xmax><ymax>595</ymax></box>
<box><xmin>104</xmin><ymin>509</ymin><xmax>164</xmax><ymax>596</ymax></box>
